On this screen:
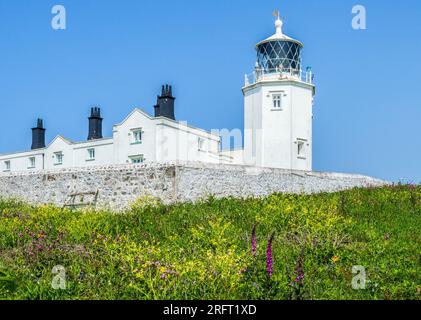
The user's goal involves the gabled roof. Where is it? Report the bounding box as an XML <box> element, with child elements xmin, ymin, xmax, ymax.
<box><xmin>113</xmin><ymin>108</ymin><xmax>153</xmax><ymax>127</ymax></box>
<box><xmin>46</xmin><ymin>135</ymin><xmax>74</xmax><ymax>147</ymax></box>
<box><xmin>114</xmin><ymin>108</ymin><xmax>220</xmax><ymax>139</ymax></box>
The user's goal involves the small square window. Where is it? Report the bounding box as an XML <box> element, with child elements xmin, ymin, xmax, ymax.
<box><xmin>54</xmin><ymin>152</ymin><xmax>63</xmax><ymax>165</ymax></box>
<box><xmin>29</xmin><ymin>157</ymin><xmax>35</xmax><ymax>168</ymax></box>
<box><xmin>4</xmin><ymin>161</ymin><xmax>10</xmax><ymax>171</ymax></box>
<box><xmin>272</xmin><ymin>94</ymin><xmax>283</xmax><ymax>109</ymax></box>
<box><xmin>87</xmin><ymin>148</ymin><xmax>95</xmax><ymax>161</ymax></box>
<box><xmin>131</xmin><ymin>129</ymin><xmax>143</xmax><ymax>144</ymax></box>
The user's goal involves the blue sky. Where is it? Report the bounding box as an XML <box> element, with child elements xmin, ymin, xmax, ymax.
<box><xmin>0</xmin><ymin>0</ymin><xmax>420</xmax><ymax>182</ymax></box>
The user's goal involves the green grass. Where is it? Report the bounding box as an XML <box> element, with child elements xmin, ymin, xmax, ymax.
<box><xmin>0</xmin><ymin>185</ymin><xmax>420</xmax><ymax>300</ymax></box>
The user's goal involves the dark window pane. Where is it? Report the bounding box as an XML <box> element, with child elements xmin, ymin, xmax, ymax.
<box><xmin>257</xmin><ymin>40</ymin><xmax>301</xmax><ymax>72</ymax></box>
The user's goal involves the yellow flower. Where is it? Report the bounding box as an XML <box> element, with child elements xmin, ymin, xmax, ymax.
<box><xmin>331</xmin><ymin>256</ymin><xmax>340</xmax><ymax>264</ymax></box>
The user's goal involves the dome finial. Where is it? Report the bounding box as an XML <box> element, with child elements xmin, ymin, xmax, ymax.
<box><xmin>273</xmin><ymin>9</ymin><xmax>283</xmax><ymax>35</ymax></box>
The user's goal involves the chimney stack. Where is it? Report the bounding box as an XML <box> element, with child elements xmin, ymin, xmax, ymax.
<box><xmin>88</xmin><ymin>107</ymin><xmax>103</xmax><ymax>140</ymax></box>
<box><xmin>31</xmin><ymin>119</ymin><xmax>46</xmax><ymax>150</ymax></box>
<box><xmin>154</xmin><ymin>84</ymin><xmax>176</xmax><ymax>120</ymax></box>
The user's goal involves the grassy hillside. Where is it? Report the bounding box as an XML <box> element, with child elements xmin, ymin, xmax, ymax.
<box><xmin>0</xmin><ymin>185</ymin><xmax>420</xmax><ymax>300</ymax></box>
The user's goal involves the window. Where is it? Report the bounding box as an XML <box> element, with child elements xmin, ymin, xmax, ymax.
<box><xmin>198</xmin><ymin>137</ymin><xmax>206</xmax><ymax>151</ymax></box>
<box><xmin>54</xmin><ymin>152</ymin><xmax>63</xmax><ymax>165</ymax></box>
<box><xmin>130</xmin><ymin>155</ymin><xmax>144</xmax><ymax>164</ymax></box>
<box><xmin>28</xmin><ymin>157</ymin><xmax>35</xmax><ymax>168</ymax></box>
<box><xmin>87</xmin><ymin>148</ymin><xmax>95</xmax><ymax>161</ymax></box>
<box><xmin>272</xmin><ymin>94</ymin><xmax>283</xmax><ymax>109</ymax></box>
<box><xmin>131</xmin><ymin>129</ymin><xmax>143</xmax><ymax>144</ymax></box>
<box><xmin>4</xmin><ymin>161</ymin><xmax>10</xmax><ymax>171</ymax></box>
<box><xmin>297</xmin><ymin>140</ymin><xmax>306</xmax><ymax>158</ymax></box>
<box><xmin>298</xmin><ymin>142</ymin><xmax>304</xmax><ymax>155</ymax></box>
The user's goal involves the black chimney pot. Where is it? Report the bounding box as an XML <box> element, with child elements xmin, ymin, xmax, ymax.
<box><xmin>88</xmin><ymin>107</ymin><xmax>103</xmax><ymax>140</ymax></box>
<box><xmin>31</xmin><ymin>118</ymin><xmax>46</xmax><ymax>150</ymax></box>
<box><xmin>154</xmin><ymin>84</ymin><xmax>175</xmax><ymax>120</ymax></box>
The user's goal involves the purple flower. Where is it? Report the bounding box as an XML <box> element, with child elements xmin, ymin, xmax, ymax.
<box><xmin>266</xmin><ymin>233</ymin><xmax>275</xmax><ymax>278</ymax></box>
<box><xmin>251</xmin><ymin>224</ymin><xmax>257</xmax><ymax>258</ymax></box>
<box><xmin>294</xmin><ymin>273</ymin><xmax>304</xmax><ymax>284</ymax></box>
<box><xmin>292</xmin><ymin>251</ymin><xmax>305</xmax><ymax>286</ymax></box>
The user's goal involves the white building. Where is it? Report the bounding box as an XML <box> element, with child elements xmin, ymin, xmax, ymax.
<box><xmin>0</xmin><ymin>15</ymin><xmax>315</xmax><ymax>173</ymax></box>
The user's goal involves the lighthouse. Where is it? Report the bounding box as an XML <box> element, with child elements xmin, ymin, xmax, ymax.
<box><xmin>243</xmin><ymin>13</ymin><xmax>315</xmax><ymax>171</ymax></box>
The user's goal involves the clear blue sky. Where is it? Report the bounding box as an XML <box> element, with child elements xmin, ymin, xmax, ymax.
<box><xmin>0</xmin><ymin>0</ymin><xmax>420</xmax><ymax>182</ymax></box>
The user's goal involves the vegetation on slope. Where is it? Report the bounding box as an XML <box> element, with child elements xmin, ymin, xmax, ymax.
<box><xmin>0</xmin><ymin>185</ymin><xmax>420</xmax><ymax>300</ymax></box>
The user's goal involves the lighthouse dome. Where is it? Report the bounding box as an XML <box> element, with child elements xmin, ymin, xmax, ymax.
<box><xmin>255</xmin><ymin>17</ymin><xmax>303</xmax><ymax>72</ymax></box>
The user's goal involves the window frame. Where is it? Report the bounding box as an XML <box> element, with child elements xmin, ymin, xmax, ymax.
<box><xmin>129</xmin><ymin>155</ymin><xmax>144</xmax><ymax>164</ymax></box>
<box><xmin>297</xmin><ymin>142</ymin><xmax>304</xmax><ymax>155</ymax></box>
<box><xmin>86</xmin><ymin>148</ymin><xmax>96</xmax><ymax>161</ymax></box>
<box><xmin>296</xmin><ymin>139</ymin><xmax>307</xmax><ymax>159</ymax></box>
<box><xmin>272</xmin><ymin>93</ymin><xmax>283</xmax><ymax>110</ymax></box>
<box><xmin>54</xmin><ymin>152</ymin><xmax>63</xmax><ymax>165</ymax></box>
<box><xmin>131</xmin><ymin>128</ymin><xmax>143</xmax><ymax>145</ymax></box>
<box><xmin>4</xmin><ymin>160</ymin><xmax>11</xmax><ymax>171</ymax></box>
<box><xmin>28</xmin><ymin>157</ymin><xmax>36</xmax><ymax>169</ymax></box>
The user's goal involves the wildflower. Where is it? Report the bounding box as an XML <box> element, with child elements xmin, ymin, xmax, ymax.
<box><xmin>251</xmin><ymin>224</ymin><xmax>257</xmax><ymax>258</ymax></box>
<box><xmin>266</xmin><ymin>233</ymin><xmax>275</xmax><ymax>278</ymax></box>
<box><xmin>331</xmin><ymin>255</ymin><xmax>340</xmax><ymax>264</ymax></box>
<box><xmin>292</xmin><ymin>251</ymin><xmax>305</xmax><ymax>287</ymax></box>
<box><xmin>294</xmin><ymin>273</ymin><xmax>304</xmax><ymax>283</ymax></box>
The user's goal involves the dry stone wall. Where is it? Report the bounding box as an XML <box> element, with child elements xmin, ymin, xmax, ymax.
<box><xmin>0</xmin><ymin>162</ymin><xmax>388</xmax><ymax>211</ymax></box>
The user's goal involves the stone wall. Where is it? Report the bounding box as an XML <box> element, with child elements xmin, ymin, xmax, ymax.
<box><xmin>0</xmin><ymin>162</ymin><xmax>388</xmax><ymax>211</ymax></box>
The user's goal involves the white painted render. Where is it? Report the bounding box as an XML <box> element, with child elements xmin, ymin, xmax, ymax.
<box><xmin>0</xmin><ymin>108</ymin><xmax>221</xmax><ymax>173</ymax></box>
<box><xmin>242</xmin><ymin>79</ymin><xmax>314</xmax><ymax>171</ymax></box>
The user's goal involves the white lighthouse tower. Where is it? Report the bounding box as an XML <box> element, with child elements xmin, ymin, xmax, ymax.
<box><xmin>243</xmin><ymin>13</ymin><xmax>315</xmax><ymax>171</ymax></box>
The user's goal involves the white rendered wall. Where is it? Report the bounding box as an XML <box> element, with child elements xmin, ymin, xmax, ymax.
<box><xmin>0</xmin><ymin>107</ymin><xmax>225</xmax><ymax>172</ymax></box>
<box><xmin>155</xmin><ymin>121</ymin><xmax>220</xmax><ymax>163</ymax></box>
<box><xmin>290</xmin><ymin>84</ymin><xmax>313</xmax><ymax>171</ymax></box>
<box><xmin>113</xmin><ymin>109</ymin><xmax>220</xmax><ymax>165</ymax></box>
<box><xmin>219</xmin><ymin>149</ymin><xmax>244</xmax><ymax>165</ymax></box>
<box><xmin>243</xmin><ymin>86</ymin><xmax>263</xmax><ymax>167</ymax></box>
<box><xmin>113</xmin><ymin>109</ymin><xmax>157</xmax><ymax>164</ymax></box>
<box><xmin>243</xmin><ymin>80</ymin><xmax>314</xmax><ymax>171</ymax></box>
<box><xmin>43</xmin><ymin>137</ymin><xmax>73</xmax><ymax>169</ymax></box>
<box><xmin>43</xmin><ymin>137</ymin><xmax>114</xmax><ymax>169</ymax></box>
<box><xmin>0</xmin><ymin>151</ymin><xmax>44</xmax><ymax>172</ymax></box>
<box><xmin>72</xmin><ymin>140</ymin><xmax>114</xmax><ymax>167</ymax></box>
